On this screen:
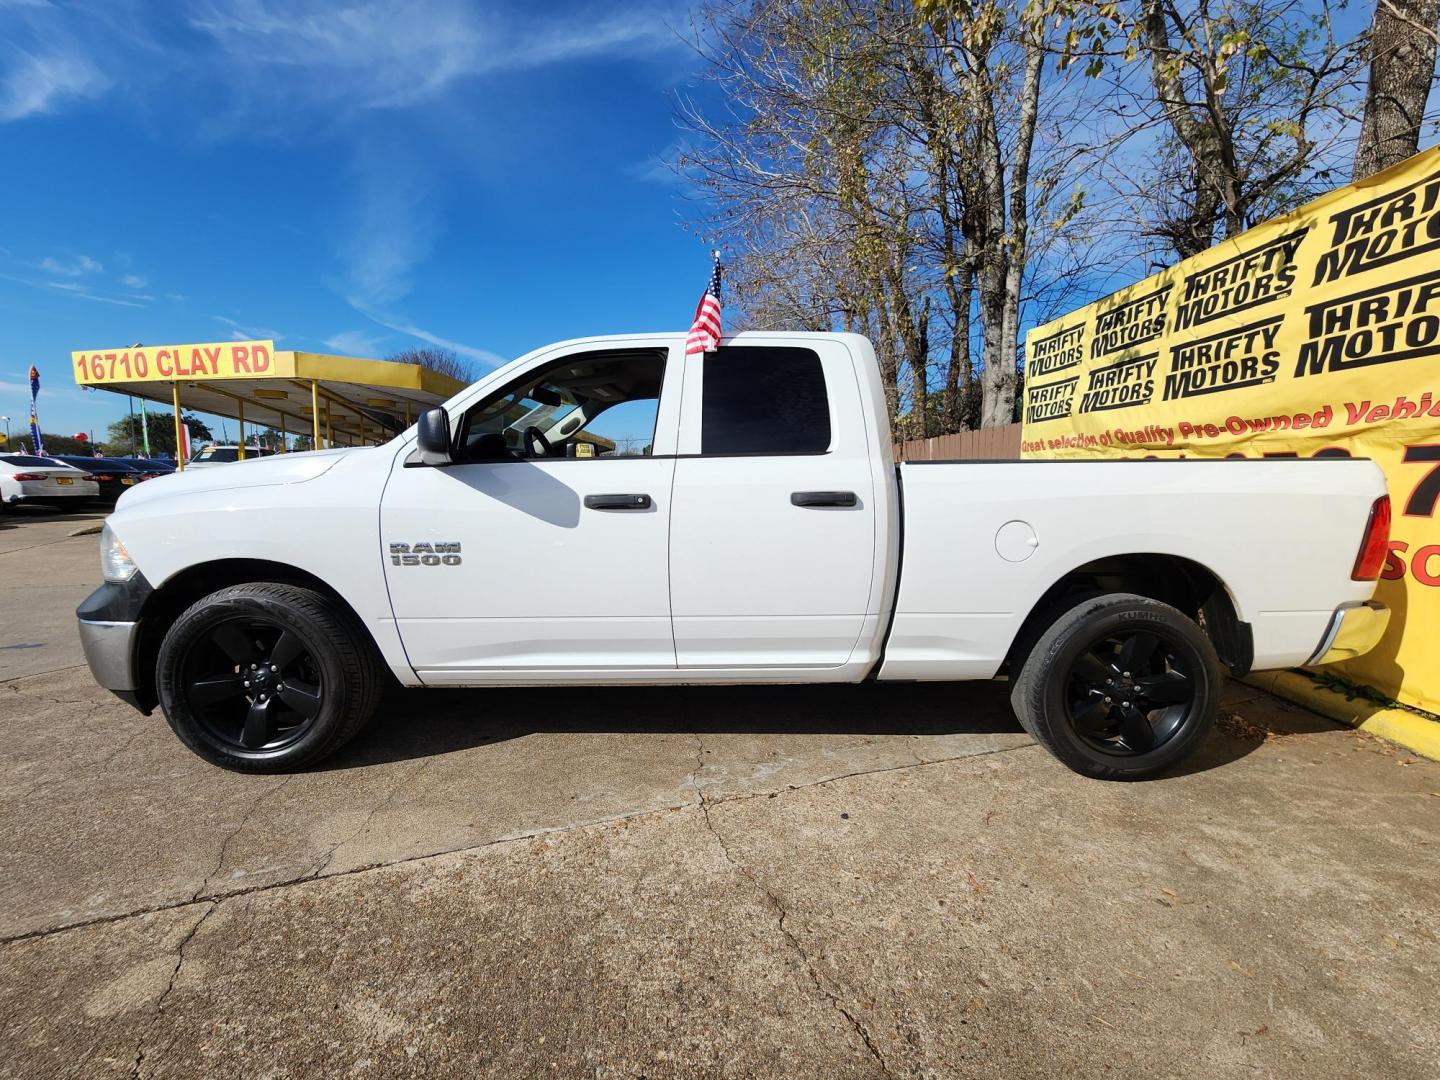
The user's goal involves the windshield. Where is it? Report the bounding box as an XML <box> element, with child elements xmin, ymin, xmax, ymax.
<box><xmin>193</xmin><ymin>447</ymin><xmax>239</xmax><ymax>463</ymax></box>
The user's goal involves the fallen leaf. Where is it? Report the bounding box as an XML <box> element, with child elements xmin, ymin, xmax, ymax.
<box><xmin>1228</xmin><ymin>960</ymin><xmax>1254</xmax><ymax>977</ymax></box>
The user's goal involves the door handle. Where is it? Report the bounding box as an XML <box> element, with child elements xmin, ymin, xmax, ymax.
<box><xmin>790</xmin><ymin>490</ymin><xmax>858</xmax><ymax>508</ymax></box>
<box><xmin>584</xmin><ymin>493</ymin><xmax>652</xmax><ymax>510</ymax></box>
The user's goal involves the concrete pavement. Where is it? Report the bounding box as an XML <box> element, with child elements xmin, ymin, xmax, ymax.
<box><xmin>0</xmin><ymin>504</ymin><xmax>107</xmax><ymax>681</ymax></box>
<box><xmin>2</xmin><ymin>508</ymin><xmax>1438</xmax><ymax>1078</ymax></box>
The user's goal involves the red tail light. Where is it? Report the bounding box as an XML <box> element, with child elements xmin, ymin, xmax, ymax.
<box><xmin>1352</xmin><ymin>495</ymin><xmax>1391</xmax><ymax>581</ymax></box>
<box><xmin>92</xmin><ymin>474</ymin><xmax>115</xmax><ymax>481</ymax></box>
<box><xmin>10</xmin><ymin>472</ymin><xmax>46</xmax><ymax>481</ymax></box>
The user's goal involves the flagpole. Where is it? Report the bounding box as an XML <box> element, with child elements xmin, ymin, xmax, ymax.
<box><xmin>172</xmin><ymin>382</ymin><xmax>185</xmax><ymax>472</ymax></box>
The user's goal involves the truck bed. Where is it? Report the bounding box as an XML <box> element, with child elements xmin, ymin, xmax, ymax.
<box><xmin>877</xmin><ymin>457</ymin><xmax>1385</xmax><ymax>681</ymax></box>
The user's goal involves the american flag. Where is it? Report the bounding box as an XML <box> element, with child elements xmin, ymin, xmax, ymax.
<box><xmin>685</xmin><ymin>254</ymin><xmax>723</xmax><ymax>356</ymax></box>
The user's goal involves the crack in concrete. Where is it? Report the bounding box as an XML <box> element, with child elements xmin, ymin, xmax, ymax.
<box><xmin>8</xmin><ymin>706</ymin><xmax>131</xmax><ymax>805</ymax></box>
<box><xmin>0</xmin><ymin>663</ymin><xmax>88</xmax><ymax>685</ymax></box>
<box><xmin>0</xmin><ymin>535</ymin><xmax>95</xmax><ymax>557</ymax></box>
<box><xmin>195</xmin><ymin>775</ymin><xmax>298</xmax><ymax>900</ymax></box>
<box><xmin>0</xmin><ymin>742</ymin><xmax>1039</xmax><ymax>950</ymax></box>
<box><xmin>695</xmin><ymin>774</ymin><xmax>895</xmax><ymax>1078</ymax></box>
<box><xmin>128</xmin><ymin>901</ymin><xmax>215</xmax><ymax>1080</ymax></box>
<box><xmin>308</xmin><ymin>756</ymin><xmax>434</xmax><ymax>879</ymax></box>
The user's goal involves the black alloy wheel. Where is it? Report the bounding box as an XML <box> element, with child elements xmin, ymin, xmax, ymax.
<box><xmin>181</xmin><ymin>619</ymin><xmax>325</xmax><ymax>751</ymax></box>
<box><xmin>1010</xmin><ymin>592</ymin><xmax>1221</xmax><ymax>780</ymax></box>
<box><xmin>157</xmin><ymin>582</ymin><xmax>383</xmax><ymax>771</ymax></box>
<box><xmin>1064</xmin><ymin>630</ymin><xmax>1197</xmax><ymax>755</ymax></box>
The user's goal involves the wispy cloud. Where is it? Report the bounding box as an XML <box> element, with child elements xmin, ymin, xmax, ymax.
<box><xmin>37</xmin><ymin>253</ymin><xmax>103</xmax><ymax>276</ymax></box>
<box><xmin>120</xmin><ymin>273</ymin><xmax>147</xmax><ymax>288</ymax></box>
<box><xmin>0</xmin><ymin>272</ymin><xmax>145</xmax><ymax>307</ymax></box>
<box><xmin>186</xmin><ymin>1</ymin><xmax>685</xmax><ymax>116</ymax></box>
<box><xmin>4</xmin><ymin>2</ymin><xmax>687</xmax><ymax>133</ymax></box>
<box><xmin>626</xmin><ymin>141</ymin><xmax>693</xmax><ymax>189</ymax></box>
<box><xmin>339</xmin><ymin>137</ymin><xmax>439</xmax><ymax>308</ymax></box>
<box><xmin>351</xmin><ymin>302</ymin><xmax>505</xmax><ymax>367</ymax></box>
<box><xmin>187</xmin><ymin>0</ymin><xmax>485</xmax><ymax>111</ymax></box>
<box><xmin>211</xmin><ymin>314</ymin><xmax>284</xmax><ymax>340</ymax></box>
<box><xmin>322</xmin><ymin>329</ymin><xmax>388</xmax><ymax>357</ymax></box>
<box><xmin>0</xmin><ymin>47</ymin><xmax>109</xmax><ymax>122</ymax></box>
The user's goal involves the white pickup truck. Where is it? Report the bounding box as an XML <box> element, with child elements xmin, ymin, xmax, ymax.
<box><xmin>78</xmin><ymin>333</ymin><xmax>1392</xmax><ymax>779</ymax></box>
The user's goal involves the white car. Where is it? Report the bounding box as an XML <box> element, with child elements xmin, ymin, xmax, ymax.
<box><xmin>186</xmin><ymin>445</ymin><xmax>275</xmax><ymax>470</ymax></box>
<box><xmin>1</xmin><ymin>453</ymin><xmax>100</xmax><ymax>508</ymax></box>
<box><xmin>79</xmin><ymin>332</ymin><xmax>1391</xmax><ymax>780</ymax></box>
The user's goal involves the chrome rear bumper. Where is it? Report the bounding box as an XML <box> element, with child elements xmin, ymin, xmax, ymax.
<box><xmin>1306</xmin><ymin>600</ymin><xmax>1390</xmax><ymax>666</ymax></box>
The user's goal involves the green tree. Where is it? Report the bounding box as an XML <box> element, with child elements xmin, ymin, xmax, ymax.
<box><xmin>104</xmin><ymin>410</ymin><xmax>214</xmax><ymax>457</ymax></box>
<box><xmin>2</xmin><ymin>432</ymin><xmax>97</xmax><ymax>456</ymax></box>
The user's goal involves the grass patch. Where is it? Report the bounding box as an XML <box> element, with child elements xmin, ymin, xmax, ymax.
<box><xmin>1303</xmin><ymin>669</ymin><xmax>1440</xmax><ymax>722</ymax></box>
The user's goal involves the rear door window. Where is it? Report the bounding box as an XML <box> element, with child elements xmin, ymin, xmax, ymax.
<box><xmin>700</xmin><ymin>346</ymin><xmax>831</xmax><ymax>455</ymax></box>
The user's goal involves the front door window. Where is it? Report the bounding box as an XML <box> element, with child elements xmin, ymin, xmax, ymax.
<box><xmin>455</xmin><ymin>349</ymin><xmax>666</xmax><ymax>462</ymax></box>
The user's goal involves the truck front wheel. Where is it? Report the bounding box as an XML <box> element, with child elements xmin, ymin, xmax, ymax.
<box><xmin>156</xmin><ymin>582</ymin><xmax>383</xmax><ymax>772</ymax></box>
<box><xmin>1010</xmin><ymin>593</ymin><xmax>1220</xmax><ymax>781</ymax></box>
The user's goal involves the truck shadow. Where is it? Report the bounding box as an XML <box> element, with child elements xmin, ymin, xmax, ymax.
<box><xmin>323</xmin><ymin>679</ymin><xmax>1262</xmax><ymax>779</ymax></box>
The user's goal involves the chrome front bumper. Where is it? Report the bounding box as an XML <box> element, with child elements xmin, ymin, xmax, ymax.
<box><xmin>78</xmin><ymin>618</ymin><xmax>139</xmax><ymax>692</ymax></box>
<box><xmin>1306</xmin><ymin>600</ymin><xmax>1391</xmax><ymax>666</ymax></box>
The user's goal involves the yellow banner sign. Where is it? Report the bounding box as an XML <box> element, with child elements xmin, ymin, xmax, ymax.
<box><xmin>1022</xmin><ymin>148</ymin><xmax>1440</xmax><ymax>716</ymax></box>
<box><xmin>71</xmin><ymin>340</ymin><xmax>277</xmax><ymax>384</ymax></box>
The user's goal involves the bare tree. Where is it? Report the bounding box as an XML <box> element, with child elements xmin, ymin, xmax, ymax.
<box><xmin>384</xmin><ymin>347</ymin><xmax>479</xmax><ymax>385</ymax></box>
<box><xmin>1123</xmin><ymin>0</ymin><xmax>1367</xmax><ymax>258</ymax></box>
<box><xmin>681</xmin><ymin>0</ymin><xmax>1081</xmax><ymax>430</ymax></box>
<box><xmin>919</xmin><ymin>0</ymin><xmax>1047</xmax><ymax>426</ymax></box>
<box><xmin>1354</xmin><ymin>0</ymin><xmax>1440</xmax><ymax>178</ymax></box>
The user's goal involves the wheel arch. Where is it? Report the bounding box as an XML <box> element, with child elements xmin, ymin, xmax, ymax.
<box><xmin>132</xmin><ymin>558</ymin><xmax>377</xmax><ymax>713</ymax></box>
<box><xmin>1002</xmin><ymin>552</ymin><xmax>1252</xmax><ymax>680</ymax></box>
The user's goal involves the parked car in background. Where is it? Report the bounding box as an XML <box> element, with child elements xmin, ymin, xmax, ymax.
<box><xmin>1</xmin><ymin>454</ymin><xmax>99</xmax><ymax>508</ymax></box>
<box><xmin>186</xmin><ymin>445</ymin><xmax>275</xmax><ymax>470</ymax></box>
<box><xmin>49</xmin><ymin>456</ymin><xmax>149</xmax><ymax>504</ymax></box>
<box><xmin>118</xmin><ymin>458</ymin><xmax>175</xmax><ymax>476</ymax></box>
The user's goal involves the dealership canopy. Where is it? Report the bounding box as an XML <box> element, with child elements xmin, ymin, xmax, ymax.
<box><xmin>71</xmin><ymin>339</ymin><xmax>469</xmax><ymax>467</ymax></box>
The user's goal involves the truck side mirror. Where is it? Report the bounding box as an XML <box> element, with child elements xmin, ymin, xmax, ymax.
<box><xmin>415</xmin><ymin>408</ymin><xmax>454</xmax><ymax>466</ymax></box>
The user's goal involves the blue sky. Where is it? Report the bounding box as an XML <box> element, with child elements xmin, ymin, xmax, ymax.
<box><xmin>0</xmin><ymin>0</ymin><xmax>712</xmax><ymax>443</ymax></box>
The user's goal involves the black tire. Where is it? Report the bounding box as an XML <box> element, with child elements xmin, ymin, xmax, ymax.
<box><xmin>1010</xmin><ymin>593</ymin><xmax>1220</xmax><ymax>781</ymax></box>
<box><xmin>156</xmin><ymin>582</ymin><xmax>383</xmax><ymax>772</ymax></box>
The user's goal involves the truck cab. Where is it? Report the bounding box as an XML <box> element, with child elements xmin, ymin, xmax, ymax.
<box><xmin>387</xmin><ymin>333</ymin><xmax>894</xmax><ymax>680</ymax></box>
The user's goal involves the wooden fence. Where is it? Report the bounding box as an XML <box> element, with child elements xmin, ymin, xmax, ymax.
<box><xmin>892</xmin><ymin>423</ymin><xmax>1023</xmax><ymax>462</ymax></box>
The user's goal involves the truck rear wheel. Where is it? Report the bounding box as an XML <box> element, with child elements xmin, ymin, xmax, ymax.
<box><xmin>1010</xmin><ymin>593</ymin><xmax>1220</xmax><ymax>781</ymax></box>
<box><xmin>156</xmin><ymin>582</ymin><xmax>382</xmax><ymax>772</ymax></box>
